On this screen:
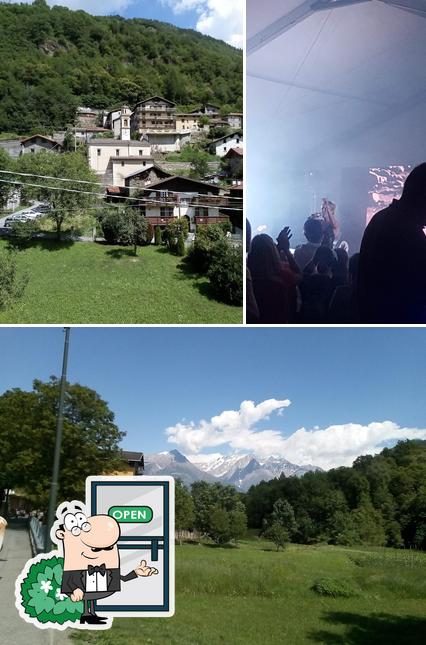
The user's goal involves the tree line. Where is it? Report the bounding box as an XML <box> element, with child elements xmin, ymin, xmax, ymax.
<box><xmin>244</xmin><ymin>440</ymin><xmax>426</xmax><ymax>550</ymax></box>
<box><xmin>0</xmin><ymin>0</ymin><xmax>242</xmax><ymax>134</ymax></box>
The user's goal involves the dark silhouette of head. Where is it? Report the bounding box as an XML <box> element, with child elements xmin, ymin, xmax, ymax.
<box><xmin>304</xmin><ymin>216</ymin><xmax>323</xmax><ymax>243</ymax></box>
<box><xmin>400</xmin><ymin>163</ymin><xmax>426</xmax><ymax>222</ymax></box>
<box><xmin>248</xmin><ymin>234</ymin><xmax>282</xmax><ymax>279</ymax></box>
<box><xmin>312</xmin><ymin>246</ymin><xmax>336</xmax><ymax>275</ymax></box>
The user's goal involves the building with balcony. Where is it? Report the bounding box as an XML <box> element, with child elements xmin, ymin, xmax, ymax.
<box><xmin>138</xmin><ymin>175</ymin><xmax>229</xmax><ymax>231</ymax></box>
<box><xmin>131</xmin><ymin>96</ymin><xmax>176</xmax><ymax>135</ymax></box>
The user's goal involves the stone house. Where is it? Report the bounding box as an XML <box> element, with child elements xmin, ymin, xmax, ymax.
<box><xmin>124</xmin><ymin>164</ymin><xmax>173</xmax><ymax>190</ymax></box>
<box><xmin>226</xmin><ymin>113</ymin><xmax>243</xmax><ymax>129</ymax></box>
<box><xmin>20</xmin><ymin>134</ymin><xmax>62</xmax><ymax>155</ymax></box>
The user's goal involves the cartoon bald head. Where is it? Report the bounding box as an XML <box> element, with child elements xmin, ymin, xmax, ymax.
<box><xmin>54</xmin><ymin>502</ymin><xmax>121</xmax><ymax>571</ymax></box>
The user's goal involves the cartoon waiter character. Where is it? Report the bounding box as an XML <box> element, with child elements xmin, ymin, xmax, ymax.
<box><xmin>55</xmin><ymin>501</ymin><xmax>158</xmax><ymax>625</ymax></box>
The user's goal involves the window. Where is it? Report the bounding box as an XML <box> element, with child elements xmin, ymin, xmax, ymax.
<box><xmin>121</xmin><ymin>161</ymin><xmax>124</xmax><ymax>167</ymax></box>
<box><xmin>195</xmin><ymin>208</ymin><xmax>209</xmax><ymax>218</ymax></box>
<box><xmin>160</xmin><ymin>207</ymin><xmax>173</xmax><ymax>218</ymax></box>
<box><xmin>139</xmin><ymin>150</ymin><xmax>143</xmax><ymax>156</ymax></box>
<box><xmin>31</xmin><ymin>148</ymin><xmax>35</xmax><ymax>154</ymax></box>
<box><xmin>116</xmin><ymin>149</ymin><xmax>120</xmax><ymax>156</ymax></box>
<box><xmin>97</xmin><ymin>149</ymin><xmax>101</xmax><ymax>156</ymax></box>
<box><xmin>124</xmin><ymin>119</ymin><xmax>128</xmax><ymax>127</ymax></box>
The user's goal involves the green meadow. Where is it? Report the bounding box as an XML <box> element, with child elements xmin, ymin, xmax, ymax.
<box><xmin>0</xmin><ymin>240</ymin><xmax>242</xmax><ymax>324</ymax></box>
<box><xmin>71</xmin><ymin>539</ymin><xmax>426</xmax><ymax>645</ymax></box>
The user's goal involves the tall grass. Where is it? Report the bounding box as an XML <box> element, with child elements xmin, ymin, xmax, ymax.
<box><xmin>71</xmin><ymin>541</ymin><xmax>426</xmax><ymax>645</ymax></box>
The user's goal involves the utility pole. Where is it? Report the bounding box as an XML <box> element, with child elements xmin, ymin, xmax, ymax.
<box><xmin>44</xmin><ymin>327</ymin><xmax>70</xmax><ymax>552</ymax></box>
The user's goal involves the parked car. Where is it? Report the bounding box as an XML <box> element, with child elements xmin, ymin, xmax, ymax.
<box><xmin>34</xmin><ymin>204</ymin><xmax>51</xmax><ymax>213</ymax></box>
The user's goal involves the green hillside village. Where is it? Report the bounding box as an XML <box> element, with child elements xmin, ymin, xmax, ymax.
<box><xmin>0</xmin><ymin>1</ymin><xmax>243</xmax><ymax>323</ymax></box>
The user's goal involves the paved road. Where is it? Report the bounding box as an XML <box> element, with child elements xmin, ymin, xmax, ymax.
<box><xmin>0</xmin><ymin>523</ymin><xmax>70</xmax><ymax>645</ymax></box>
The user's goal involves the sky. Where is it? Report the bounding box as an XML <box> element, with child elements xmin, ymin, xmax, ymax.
<box><xmin>0</xmin><ymin>326</ymin><xmax>425</xmax><ymax>470</ymax></box>
<box><xmin>4</xmin><ymin>1</ymin><xmax>243</xmax><ymax>47</ymax></box>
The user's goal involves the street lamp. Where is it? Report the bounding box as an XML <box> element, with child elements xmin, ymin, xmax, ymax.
<box><xmin>44</xmin><ymin>327</ymin><xmax>70</xmax><ymax>552</ymax></box>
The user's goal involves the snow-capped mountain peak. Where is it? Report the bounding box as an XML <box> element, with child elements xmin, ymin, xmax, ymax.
<box><xmin>142</xmin><ymin>450</ymin><xmax>321</xmax><ymax>490</ymax></box>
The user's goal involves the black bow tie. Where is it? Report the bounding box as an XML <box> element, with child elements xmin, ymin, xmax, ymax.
<box><xmin>88</xmin><ymin>564</ymin><xmax>106</xmax><ymax>576</ymax></box>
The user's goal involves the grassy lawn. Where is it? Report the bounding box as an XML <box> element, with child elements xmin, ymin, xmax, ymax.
<box><xmin>0</xmin><ymin>240</ymin><xmax>242</xmax><ymax>324</ymax></box>
<box><xmin>70</xmin><ymin>540</ymin><xmax>426</xmax><ymax>645</ymax></box>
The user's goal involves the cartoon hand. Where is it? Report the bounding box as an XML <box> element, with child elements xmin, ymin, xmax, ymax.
<box><xmin>71</xmin><ymin>588</ymin><xmax>84</xmax><ymax>602</ymax></box>
<box><xmin>134</xmin><ymin>560</ymin><xmax>159</xmax><ymax>577</ymax></box>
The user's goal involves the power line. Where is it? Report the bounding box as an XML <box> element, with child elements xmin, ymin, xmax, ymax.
<box><xmin>0</xmin><ymin>169</ymin><xmax>243</xmax><ymax>202</ymax></box>
<box><xmin>0</xmin><ymin>178</ymin><xmax>243</xmax><ymax>211</ymax></box>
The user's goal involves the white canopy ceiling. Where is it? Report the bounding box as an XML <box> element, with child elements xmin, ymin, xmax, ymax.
<box><xmin>247</xmin><ymin>0</ymin><xmax>426</xmax><ymax>236</ymax></box>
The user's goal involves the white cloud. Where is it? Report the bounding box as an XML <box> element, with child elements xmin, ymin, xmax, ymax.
<box><xmin>166</xmin><ymin>399</ymin><xmax>426</xmax><ymax>470</ymax></box>
<box><xmin>281</xmin><ymin>422</ymin><xmax>426</xmax><ymax>470</ymax></box>
<box><xmin>162</xmin><ymin>0</ymin><xmax>243</xmax><ymax>47</ymax></box>
<box><xmin>166</xmin><ymin>398</ymin><xmax>291</xmax><ymax>453</ymax></box>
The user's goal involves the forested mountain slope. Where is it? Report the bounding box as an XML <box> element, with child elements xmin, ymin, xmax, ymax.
<box><xmin>0</xmin><ymin>0</ymin><xmax>243</xmax><ymax>133</ymax></box>
<box><xmin>245</xmin><ymin>440</ymin><xmax>426</xmax><ymax>549</ymax></box>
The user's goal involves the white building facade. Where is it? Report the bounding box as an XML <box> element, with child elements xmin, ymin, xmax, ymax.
<box><xmin>88</xmin><ymin>139</ymin><xmax>152</xmax><ymax>176</ymax></box>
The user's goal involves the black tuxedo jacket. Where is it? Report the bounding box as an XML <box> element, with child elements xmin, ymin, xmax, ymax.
<box><xmin>61</xmin><ymin>567</ymin><xmax>137</xmax><ymax>594</ymax></box>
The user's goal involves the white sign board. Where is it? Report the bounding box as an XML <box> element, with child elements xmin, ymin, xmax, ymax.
<box><xmin>86</xmin><ymin>476</ymin><xmax>175</xmax><ymax>617</ymax></box>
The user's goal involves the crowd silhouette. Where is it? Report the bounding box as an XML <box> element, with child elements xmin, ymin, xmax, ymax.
<box><xmin>247</xmin><ymin>164</ymin><xmax>426</xmax><ymax>324</ymax></box>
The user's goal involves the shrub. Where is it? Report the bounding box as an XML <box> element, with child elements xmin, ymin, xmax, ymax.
<box><xmin>97</xmin><ymin>207</ymin><xmax>151</xmax><ymax>249</ymax></box>
<box><xmin>144</xmin><ymin>222</ymin><xmax>154</xmax><ymax>246</ymax></box>
<box><xmin>311</xmin><ymin>577</ymin><xmax>360</xmax><ymax>598</ymax></box>
<box><xmin>263</xmin><ymin>522</ymin><xmax>289</xmax><ymax>551</ymax></box>
<box><xmin>0</xmin><ymin>248</ymin><xmax>28</xmax><ymax>310</ymax></box>
<box><xmin>207</xmin><ymin>239</ymin><xmax>243</xmax><ymax>305</ymax></box>
<box><xmin>186</xmin><ymin>223</ymin><xmax>228</xmax><ymax>272</ymax></box>
<box><xmin>8</xmin><ymin>219</ymin><xmax>39</xmax><ymax>250</ymax></box>
<box><xmin>177</xmin><ymin>233</ymin><xmax>185</xmax><ymax>256</ymax></box>
<box><xmin>97</xmin><ymin>208</ymin><xmax>122</xmax><ymax>244</ymax></box>
<box><xmin>154</xmin><ymin>225</ymin><xmax>162</xmax><ymax>245</ymax></box>
<box><xmin>164</xmin><ymin>218</ymin><xmax>189</xmax><ymax>252</ymax></box>
<box><xmin>19</xmin><ymin>555</ymin><xmax>83</xmax><ymax>626</ymax></box>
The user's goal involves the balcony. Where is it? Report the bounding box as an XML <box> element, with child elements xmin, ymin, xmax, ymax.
<box><xmin>146</xmin><ymin>216</ymin><xmax>174</xmax><ymax>226</ymax></box>
<box><xmin>141</xmin><ymin>195</ymin><xmax>176</xmax><ymax>207</ymax></box>
<box><xmin>195</xmin><ymin>216</ymin><xmax>230</xmax><ymax>226</ymax></box>
<box><xmin>191</xmin><ymin>195</ymin><xmax>235</xmax><ymax>208</ymax></box>
<box><xmin>142</xmin><ymin>106</ymin><xmax>176</xmax><ymax>112</ymax></box>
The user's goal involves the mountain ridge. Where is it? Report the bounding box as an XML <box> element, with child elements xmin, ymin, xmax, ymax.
<box><xmin>142</xmin><ymin>449</ymin><xmax>321</xmax><ymax>491</ymax></box>
<box><xmin>0</xmin><ymin>1</ymin><xmax>242</xmax><ymax>133</ymax></box>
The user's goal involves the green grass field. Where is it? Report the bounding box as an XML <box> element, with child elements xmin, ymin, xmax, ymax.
<box><xmin>71</xmin><ymin>540</ymin><xmax>426</xmax><ymax>645</ymax></box>
<box><xmin>0</xmin><ymin>240</ymin><xmax>242</xmax><ymax>323</ymax></box>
